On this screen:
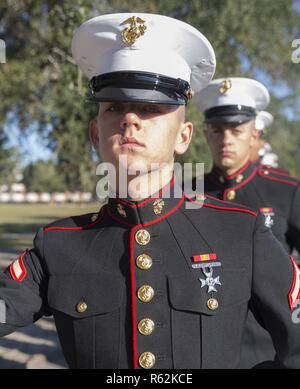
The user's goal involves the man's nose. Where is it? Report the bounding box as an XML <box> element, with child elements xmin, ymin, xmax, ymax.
<box><xmin>222</xmin><ymin>129</ymin><xmax>233</xmax><ymax>144</ymax></box>
<box><xmin>120</xmin><ymin>111</ymin><xmax>142</xmax><ymax>131</ymax></box>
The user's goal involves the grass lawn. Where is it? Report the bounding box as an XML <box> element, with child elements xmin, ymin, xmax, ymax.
<box><xmin>0</xmin><ymin>203</ymin><xmax>101</xmax><ymax>251</ymax></box>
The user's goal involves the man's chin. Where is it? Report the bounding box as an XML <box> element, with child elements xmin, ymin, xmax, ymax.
<box><xmin>218</xmin><ymin>157</ymin><xmax>235</xmax><ymax>169</ymax></box>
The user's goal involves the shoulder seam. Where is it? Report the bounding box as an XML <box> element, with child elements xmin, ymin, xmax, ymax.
<box><xmin>185</xmin><ymin>194</ymin><xmax>257</xmax><ymax>217</ymax></box>
<box><xmin>43</xmin><ymin>209</ymin><xmax>103</xmax><ymax>233</ymax></box>
<box><xmin>258</xmin><ymin>169</ymin><xmax>298</xmax><ymax>186</ymax></box>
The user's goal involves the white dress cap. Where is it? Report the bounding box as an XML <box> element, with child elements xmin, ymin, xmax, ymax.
<box><xmin>193</xmin><ymin>77</ymin><xmax>270</xmax><ymax>124</ymax></box>
<box><xmin>71</xmin><ymin>13</ymin><xmax>216</xmax><ymax>104</ymax></box>
<box><xmin>255</xmin><ymin>111</ymin><xmax>274</xmax><ymax>132</ymax></box>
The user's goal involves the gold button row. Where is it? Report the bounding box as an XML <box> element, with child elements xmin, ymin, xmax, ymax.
<box><xmin>135</xmin><ymin>229</ymin><xmax>156</xmax><ymax>368</ymax></box>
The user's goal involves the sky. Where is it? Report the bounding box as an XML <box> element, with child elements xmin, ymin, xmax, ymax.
<box><xmin>5</xmin><ymin>117</ymin><xmax>53</xmax><ymax>167</ymax></box>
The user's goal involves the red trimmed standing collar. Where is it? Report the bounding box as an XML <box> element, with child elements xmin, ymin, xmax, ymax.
<box><xmin>210</xmin><ymin>161</ymin><xmax>257</xmax><ymax>189</ymax></box>
<box><xmin>105</xmin><ymin>176</ymin><xmax>184</xmax><ymax>226</ymax></box>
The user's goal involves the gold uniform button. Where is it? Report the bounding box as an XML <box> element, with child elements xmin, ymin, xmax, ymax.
<box><xmin>226</xmin><ymin>190</ymin><xmax>236</xmax><ymax>201</ymax></box>
<box><xmin>219</xmin><ymin>176</ymin><xmax>225</xmax><ymax>184</ymax></box>
<box><xmin>207</xmin><ymin>298</ymin><xmax>219</xmax><ymax>311</ymax></box>
<box><xmin>136</xmin><ymin>254</ymin><xmax>153</xmax><ymax>270</ymax></box>
<box><xmin>76</xmin><ymin>301</ymin><xmax>88</xmax><ymax>313</ymax></box>
<box><xmin>138</xmin><ymin>318</ymin><xmax>155</xmax><ymax>336</ymax></box>
<box><xmin>135</xmin><ymin>229</ymin><xmax>151</xmax><ymax>246</ymax></box>
<box><xmin>139</xmin><ymin>352</ymin><xmax>156</xmax><ymax>369</ymax></box>
<box><xmin>137</xmin><ymin>285</ymin><xmax>155</xmax><ymax>302</ymax></box>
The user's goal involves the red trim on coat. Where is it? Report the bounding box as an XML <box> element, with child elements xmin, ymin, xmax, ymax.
<box><xmin>225</xmin><ymin>161</ymin><xmax>251</xmax><ymax>180</ymax></box>
<box><xmin>125</xmin><ymin>194</ymin><xmax>185</xmax><ymax>369</ymax></box>
<box><xmin>269</xmin><ymin>169</ymin><xmax>298</xmax><ymax>180</ymax></box>
<box><xmin>106</xmin><ymin>194</ymin><xmax>185</xmax><ymax>228</ymax></box>
<box><xmin>288</xmin><ymin>256</ymin><xmax>300</xmax><ymax>310</ymax></box>
<box><xmin>223</xmin><ymin>168</ymin><xmax>258</xmax><ymax>200</ymax></box>
<box><xmin>105</xmin><ymin>206</ymin><xmax>133</xmax><ymax>227</ymax></box>
<box><xmin>258</xmin><ymin>169</ymin><xmax>298</xmax><ymax>187</ymax></box>
<box><xmin>185</xmin><ymin>194</ymin><xmax>257</xmax><ymax>217</ymax></box>
<box><xmin>130</xmin><ymin>227</ymin><xmax>139</xmax><ymax>369</ymax></box>
<box><xmin>117</xmin><ymin>176</ymin><xmax>175</xmax><ymax>209</ymax></box>
<box><xmin>9</xmin><ymin>251</ymin><xmax>27</xmax><ymax>282</ymax></box>
<box><xmin>43</xmin><ymin>210</ymin><xmax>104</xmax><ymax>232</ymax></box>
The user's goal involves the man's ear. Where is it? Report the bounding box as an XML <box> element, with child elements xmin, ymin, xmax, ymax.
<box><xmin>250</xmin><ymin>126</ymin><xmax>260</xmax><ymax>147</ymax></box>
<box><xmin>174</xmin><ymin>122</ymin><xmax>193</xmax><ymax>155</ymax></box>
<box><xmin>89</xmin><ymin>117</ymin><xmax>99</xmax><ymax>150</ymax></box>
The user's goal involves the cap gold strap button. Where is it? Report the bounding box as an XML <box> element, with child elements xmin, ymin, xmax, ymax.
<box><xmin>139</xmin><ymin>352</ymin><xmax>156</xmax><ymax>369</ymax></box>
<box><xmin>207</xmin><ymin>298</ymin><xmax>219</xmax><ymax>311</ymax></box>
<box><xmin>226</xmin><ymin>190</ymin><xmax>236</xmax><ymax>201</ymax></box>
<box><xmin>76</xmin><ymin>301</ymin><xmax>88</xmax><ymax>313</ymax></box>
<box><xmin>137</xmin><ymin>285</ymin><xmax>154</xmax><ymax>302</ymax></box>
<box><xmin>138</xmin><ymin>318</ymin><xmax>155</xmax><ymax>336</ymax></box>
<box><xmin>135</xmin><ymin>229</ymin><xmax>151</xmax><ymax>245</ymax></box>
<box><xmin>136</xmin><ymin>254</ymin><xmax>153</xmax><ymax>270</ymax></box>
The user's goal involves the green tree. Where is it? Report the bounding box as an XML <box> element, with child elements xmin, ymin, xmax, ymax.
<box><xmin>22</xmin><ymin>160</ymin><xmax>66</xmax><ymax>193</ymax></box>
<box><xmin>0</xmin><ymin>0</ymin><xmax>299</xmax><ymax>184</ymax></box>
<box><xmin>0</xmin><ymin>130</ymin><xmax>17</xmax><ymax>186</ymax></box>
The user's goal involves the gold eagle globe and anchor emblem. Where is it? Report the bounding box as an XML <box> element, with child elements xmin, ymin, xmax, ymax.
<box><xmin>121</xmin><ymin>16</ymin><xmax>147</xmax><ymax>45</ymax></box>
<box><xmin>219</xmin><ymin>79</ymin><xmax>232</xmax><ymax>94</ymax></box>
<box><xmin>153</xmin><ymin>198</ymin><xmax>165</xmax><ymax>215</ymax></box>
<box><xmin>116</xmin><ymin>203</ymin><xmax>127</xmax><ymax>218</ymax></box>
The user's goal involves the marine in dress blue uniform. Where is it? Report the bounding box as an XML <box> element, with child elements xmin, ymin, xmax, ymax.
<box><xmin>193</xmin><ymin>77</ymin><xmax>300</xmax><ymax>368</ymax></box>
<box><xmin>0</xmin><ymin>16</ymin><xmax>300</xmax><ymax>369</ymax></box>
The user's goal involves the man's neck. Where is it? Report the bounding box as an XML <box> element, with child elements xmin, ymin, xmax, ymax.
<box><xmin>111</xmin><ymin>164</ymin><xmax>174</xmax><ymax>202</ymax></box>
<box><xmin>219</xmin><ymin>160</ymin><xmax>250</xmax><ymax>178</ymax></box>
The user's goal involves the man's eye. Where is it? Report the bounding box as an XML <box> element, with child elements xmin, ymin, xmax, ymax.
<box><xmin>233</xmin><ymin>129</ymin><xmax>242</xmax><ymax>135</ymax></box>
<box><xmin>211</xmin><ymin>128</ymin><xmax>222</xmax><ymax>134</ymax></box>
<box><xmin>106</xmin><ymin>104</ymin><xmax>122</xmax><ymax>112</ymax></box>
<box><xmin>143</xmin><ymin>105</ymin><xmax>160</xmax><ymax>113</ymax></box>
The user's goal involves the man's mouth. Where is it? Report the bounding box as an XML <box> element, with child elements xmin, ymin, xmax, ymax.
<box><xmin>220</xmin><ymin>150</ymin><xmax>235</xmax><ymax>157</ymax></box>
<box><xmin>120</xmin><ymin>137</ymin><xmax>145</xmax><ymax>148</ymax></box>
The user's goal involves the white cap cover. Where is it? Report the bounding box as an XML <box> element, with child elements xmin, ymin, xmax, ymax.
<box><xmin>71</xmin><ymin>13</ymin><xmax>216</xmax><ymax>104</ymax></box>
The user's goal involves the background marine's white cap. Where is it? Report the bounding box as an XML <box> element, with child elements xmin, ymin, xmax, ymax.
<box><xmin>255</xmin><ymin>111</ymin><xmax>274</xmax><ymax>132</ymax></box>
<box><xmin>71</xmin><ymin>13</ymin><xmax>216</xmax><ymax>105</ymax></box>
<box><xmin>193</xmin><ymin>77</ymin><xmax>270</xmax><ymax>123</ymax></box>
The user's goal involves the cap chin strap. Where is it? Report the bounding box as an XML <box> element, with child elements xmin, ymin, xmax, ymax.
<box><xmin>204</xmin><ymin>105</ymin><xmax>256</xmax><ymax>124</ymax></box>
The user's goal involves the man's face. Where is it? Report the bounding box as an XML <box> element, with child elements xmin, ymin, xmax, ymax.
<box><xmin>89</xmin><ymin>102</ymin><xmax>193</xmax><ymax>173</ymax></box>
<box><xmin>204</xmin><ymin>120</ymin><xmax>258</xmax><ymax>173</ymax></box>
<box><xmin>249</xmin><ymin>132</ymin><xmax>266</xmax><ymax>163</ymax></box>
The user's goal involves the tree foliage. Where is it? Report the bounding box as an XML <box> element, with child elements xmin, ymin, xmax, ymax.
<box><xmin>22</xmin><ymin>160</ymin><xmax>66</xmax><ymax>193</ymax></box>
<box><xmin>0</xmin><ymin>0</ymin><xmax>299</xmax><ymax>192</ymax></box>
